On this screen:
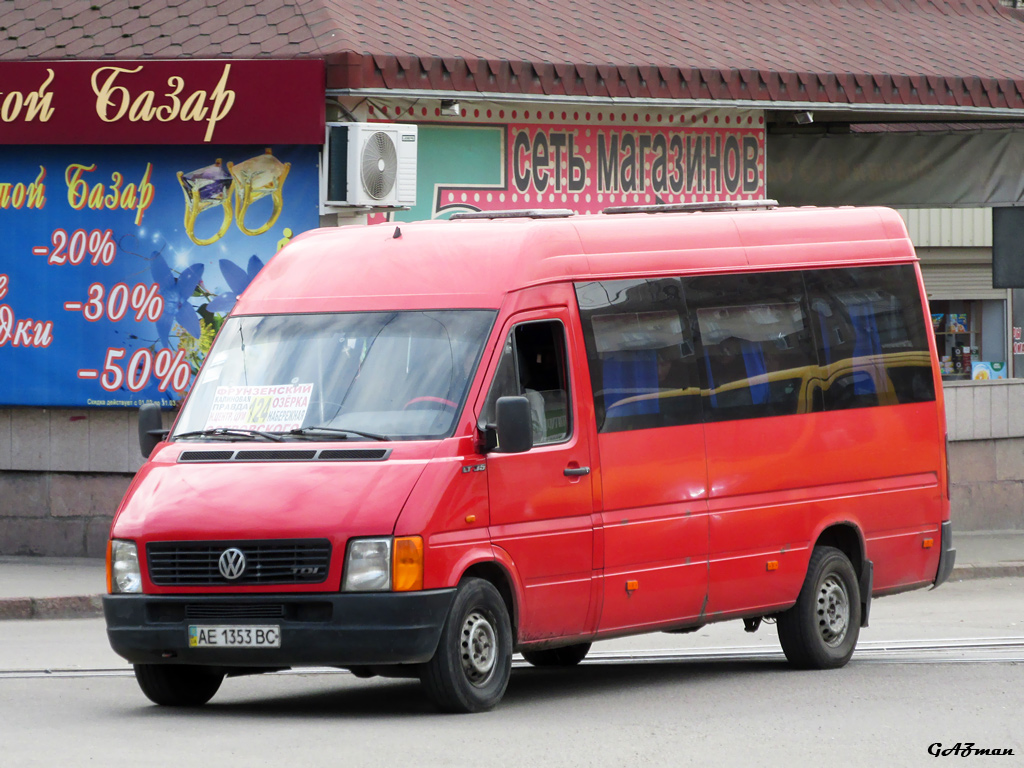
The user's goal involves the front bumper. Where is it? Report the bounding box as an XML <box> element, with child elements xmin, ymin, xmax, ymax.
<box><xmin>103</xmin><ymin>589</ymin><xmax>456</xmax><ymax>667</ymax></box>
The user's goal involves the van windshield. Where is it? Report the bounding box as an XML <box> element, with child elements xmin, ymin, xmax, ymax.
<box><xmin>172</xmin><ymin>310</ymin><xmax>495</xmax><ymax>441</ymax></box>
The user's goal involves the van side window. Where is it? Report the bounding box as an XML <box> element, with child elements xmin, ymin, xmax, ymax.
<box><xmin>804</xmin><ymin>265</ymin><xmax>935</xmax><ymax>409</ymax></box>
<box><xmin>687</xmin><ymin>272</ymin><xmax>821</xmax><ymax>422</ymax></box>
<box><xmin>575</xmin><ymin>278</ymin><xmax>701</xmax><ymax>432</ymax></box>
<box><xmin>480</xmin><ymin>320</ymin><xmax>571</xmax><ymax>445</ymax></box>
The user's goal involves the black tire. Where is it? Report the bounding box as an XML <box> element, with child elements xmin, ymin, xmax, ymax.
<box><xmin>521</xmin><ymin>642</ymin><xmax>592</xmax><ymax>668</ymax></box>
<box><xmin>133</xmin><ymin>664</ymin><xmax>224</xmax><ymax>707</ymax></box>
<box><xmin>420</xmin><ymin>578</ymin><xmax>513</xmax><ymax>713</ymax></box>
<box><xmin>777</xmin><ymin>546</ymin><xmax>861</xmax><ymax>670</ymax></box>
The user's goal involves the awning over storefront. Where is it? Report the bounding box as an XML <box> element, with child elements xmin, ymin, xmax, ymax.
<box><xmin>768</xmin><ymin>129</ymin><xmax>1024</xmax><ymax>208</ymax></box>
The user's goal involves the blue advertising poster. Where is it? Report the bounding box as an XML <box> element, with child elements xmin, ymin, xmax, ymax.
<box><xmin>0</xmin><ymin>145</ymin><xmax>320</xmax><ymax>407</ymax></box>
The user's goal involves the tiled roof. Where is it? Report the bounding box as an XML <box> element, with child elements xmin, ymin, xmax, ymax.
<box><xmin>1</xmin><ymin>0</ymin><xmax>1023</xmax><ymax>112</ymax></box>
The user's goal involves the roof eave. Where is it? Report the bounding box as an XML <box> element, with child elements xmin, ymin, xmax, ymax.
<box><xmin>327</xmin><ymin>85</ymin><xmax>1024</xmax><ymax>121</ymax></box>
<box><xmin>326</xmin><ymin>53</ymin><xmax>1024</xmax><ymax>114</ymax></box>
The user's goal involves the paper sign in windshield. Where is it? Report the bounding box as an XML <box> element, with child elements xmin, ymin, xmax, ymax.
<box><xmin>205</xmin><ymin>384</ymin><xmax>313</xmax><ymax>432</ymax></box>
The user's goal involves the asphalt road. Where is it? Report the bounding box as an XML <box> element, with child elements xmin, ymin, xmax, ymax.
<box><xmin>2</xmin><ymin>578</ymin><xmax>1021</xmax><ymax>767</ymax></box>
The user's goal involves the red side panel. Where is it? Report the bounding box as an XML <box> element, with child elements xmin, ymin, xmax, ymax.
<box><xmin>705</xmin><ymin>402</ymin><xmax>943</xmax><ymax>617</ymax></box>
<box><xmin>595</xmin><ymin>424</ymin><xmax>709</xmax><ymax>633</ymax></box>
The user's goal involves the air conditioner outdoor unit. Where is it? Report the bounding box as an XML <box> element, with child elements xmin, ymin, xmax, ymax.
<box><xmin>322</xmin><ymin>122</ymin><xmax>418</xmax><ymax>208</ymax></box>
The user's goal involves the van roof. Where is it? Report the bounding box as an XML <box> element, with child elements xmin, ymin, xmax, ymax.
<box><xmin>235</xmin><ymin>206</ymin><xmax>915</xmax><ymax>315</ymax></box>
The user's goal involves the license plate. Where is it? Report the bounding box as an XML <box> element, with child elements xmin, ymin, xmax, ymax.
<box><xmin>188</xmin><ymin>625</ymin><xmax>281</xmax><ymax>648</ymax></box>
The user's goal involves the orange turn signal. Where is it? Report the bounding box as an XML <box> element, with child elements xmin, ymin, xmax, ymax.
<box><xmin>626</xmin><ymin>579</ymin><xmax>639</xmax><ymax>593</ymax></box>
<box><xmin>392</xmin><ymin>536</ymin><xmax>424</xmax><ymax>592</ymax></box>
<box><xmin>766</xmin><ymin>560</ymin><xmax>779</xmax><ymax>571</ymax></box>
<box><xmin>923</xmin><ymin>538</ymin><xmax>934</xmax><ymax>549</ymax></box>
<box><xmin>105</xmin><ymin>540</ymin><xmax>113</xmax><ymax>594</ymax></box>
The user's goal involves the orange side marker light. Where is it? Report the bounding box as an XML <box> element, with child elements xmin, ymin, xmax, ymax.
<box><xmin>625</xmin><ymin>579</ymin><xmax>639</xmax><ymax>593</ymax></box>
<box><xmin>105</xmin><ymin>540</ymin><xmax>113</xmax><ymax>594</ymax></box>
<box><xmin>923</xmin><ymin>538</ymin><xmax>934</xmax><ymax>549</ymax></box>
<box><xmin>766</xmin><ymin>560</ymin><xmax>779</xmax><ymax>571</ymax></box>
<box><xmin>392</xmin><ymin>536</ymin><xmax>424</xmax><ymax>591</ymax></box>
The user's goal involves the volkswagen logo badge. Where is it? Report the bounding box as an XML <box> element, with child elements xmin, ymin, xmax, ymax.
<box><xmin>218</xmin><ymin>548</ymin><xmax>247</xmax><ymax>580</ymax></box>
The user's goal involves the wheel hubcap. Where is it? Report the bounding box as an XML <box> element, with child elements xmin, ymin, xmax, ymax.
<box><xmin>816</xmin><ymin>575</ymin><xmax>849</xmax><ymax>647</ymax></box>
<box><xmin>460</xmin><ymin>611</ymin><xmax>497</xmax><ymax>685</ymax></box>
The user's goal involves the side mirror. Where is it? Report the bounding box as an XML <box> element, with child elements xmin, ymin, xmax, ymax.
<box><xmin>494</xmin><ymin>396</ymin><xmax>533</xmax><ymax>454</ymax></box>
<box><xmin>138</xmin><ymin>403</ymin><xmax>168</xmax><ymax>458</ymax></box>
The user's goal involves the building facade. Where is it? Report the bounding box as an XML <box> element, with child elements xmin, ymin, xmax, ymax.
<box><xmin>2</xmin><ymin>0</ymin><xmax>1024</xmax><ymax>554</ymax></box>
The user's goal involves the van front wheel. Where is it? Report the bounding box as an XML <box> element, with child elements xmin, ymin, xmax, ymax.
<box><xmin>777</xmin><ymin>546</ymin><xmax>861</xmax><ymax>670</ymax></box>
<box><xmin>420</xmin><ymin>578</ymin><xmax>512</xmax><ymax>713</ymax></box>
<box><xmin>133</xmin><ymin>664</ymin><xmax>224</xmax><ymax>706</ymax></box>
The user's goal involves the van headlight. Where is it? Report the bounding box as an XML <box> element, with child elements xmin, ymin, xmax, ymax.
<box><xmin>342</xmin><ymin>538</ymin><xmax>391</xmax><ymax>592</ymax></box>
<box><xmin>109</xmin><ymin>540</ymin><xmax>142</xmax><ymax>594</ymax></box>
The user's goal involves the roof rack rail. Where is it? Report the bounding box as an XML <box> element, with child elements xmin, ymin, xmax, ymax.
<box><xmin>602</xmin><ymin>199</ymin><xmax>779</xmax><ymax>215</ymax></box>
<box><xmin>449</xmin><ymin>209</ymin><xmax>575</xmax><ymax>220</ymax></box>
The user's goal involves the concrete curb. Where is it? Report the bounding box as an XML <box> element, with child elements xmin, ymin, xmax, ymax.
<box><xmin>949</xmin><ymin>563</ymin><xmax>1024</xmax><ymax>580</ymax></box>
<box><xmin>0</xmin><ymin>563</ymin><xmax>1021</xmax><ymax>620</ymax></box>
<box><xmin>0</xmin><ymin>595</ymin><xmax>103</xmax><ymax>620</ymax></box>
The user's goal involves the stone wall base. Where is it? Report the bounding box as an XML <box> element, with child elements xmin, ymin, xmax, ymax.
<box><xmin>948</xmin><ymin>437</ymin><xmax>1024</xmax><ymax>531</ymax></box>
<box><xmin>0</xmin><ymin>438</ymin><xmax>1018</xmax><ymax>555</ymax></box>
<box><xmin>0</xmin><ymin>470</ymin><xmax>132</xmax><ymax>557</ymax></box>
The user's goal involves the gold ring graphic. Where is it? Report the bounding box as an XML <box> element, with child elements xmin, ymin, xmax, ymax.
<box><xmin>177</xmin><ymin>159</ymin><xmax>233</xmax><ymax>246</ymax></box>
<box><xmin>228</xmin><ymin>149</ymin><xmax>291</xmax><ymax>237</ymax></box>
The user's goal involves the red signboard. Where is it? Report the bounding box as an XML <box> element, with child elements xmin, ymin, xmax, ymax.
<box><xmin>0</xmin><ymin>60</ymin><xmax>325</xmax><ymax>145</ymax></box>
<box><xmin>435</xmin><ymin>120</ymin><xmax>765</xmax><ymax>216</ymax></box>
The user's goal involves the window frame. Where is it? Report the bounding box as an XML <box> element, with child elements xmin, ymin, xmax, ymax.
<box><xmin>478</xmin><ymin>318</ymin><xmax>574</xmax><ymax>448</ymax></box>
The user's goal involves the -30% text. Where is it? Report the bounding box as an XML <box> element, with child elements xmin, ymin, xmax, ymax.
<box><xmin>66</xmin><ymin>282</ymin><xmax>164</xmax><ymax>322</ymax></box>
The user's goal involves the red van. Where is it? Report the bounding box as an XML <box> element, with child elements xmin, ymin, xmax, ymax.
<box><xmin>104</xmin><ymin>203</ymin><xmax>955</xmax><ymax>713</ymax></box>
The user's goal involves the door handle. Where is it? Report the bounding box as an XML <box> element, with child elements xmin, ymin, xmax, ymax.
<box><xmin>563</xmin><ymin>466</ymin><xmax>591</xmax><ymax>477</ymax></box>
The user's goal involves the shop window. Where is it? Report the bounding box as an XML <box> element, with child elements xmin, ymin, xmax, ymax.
<box><xmin>930</xmin><ymin>299</ymin><xmax>1007</xmax><ymax>381</ymax></box>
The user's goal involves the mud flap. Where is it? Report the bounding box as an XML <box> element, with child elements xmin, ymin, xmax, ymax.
<box><xmin>932</xmin><ymin>520</ymin><xmax>957</xmax><ymax>589</ymax></box>
<box><xmin>859</xmin><ymin>559</ymin><xmax>873</xmax><ymax>627</ymax></box>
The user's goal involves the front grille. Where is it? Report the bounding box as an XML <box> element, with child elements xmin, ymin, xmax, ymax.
<box><xmin>177</xmin><ymin>448</ymin><xmax>391</xmax><ymax>463</ymax></box>
<box><xmin>235</xmin><ymin>450</ymin><xmax>317</xmax><ymax>461</ymax></box>
<box><xmin>147</xmin><ymin>539</ymin><xmax>332</xmax><ymax>586</ymax></box>
<box><xmin>318</xmin><ymin>449</ymin><xmax>389</xmax><ymax>460</ymax></box>
<box><xmin>146</xmin><ymin>600</ymin><xmax>333</xmax><ymax>623</ymax></box>
<box><xmin>180</xmin><ymin>450</ymin><xmax>234</xmax><ymax>462</ymax></box>
<box><xmin>185</xmin><ymin>603</ymin><xmax>286</xmax><ymax>619</ymax></box>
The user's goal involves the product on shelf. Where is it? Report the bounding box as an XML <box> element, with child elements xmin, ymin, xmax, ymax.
<box><xmin>946</xmin><ymin>313</ymin><xmax>968</xmax><ymax>333</ymax></box>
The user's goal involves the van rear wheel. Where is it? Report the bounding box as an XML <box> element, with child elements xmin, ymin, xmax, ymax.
<box><xmin>522</xmin><ymin>642</ymin><xmax>591</xmax><ymax>667</ymax></box>
<box><xmin>777</xmin><ymin>546</ymin><xmax>861</xmax><ymax>670</ymax></box>
<box><xmin>133</xmin><ymin>664</ymin><xmax>224</xmax><ymax>707</ymax></box>
<box><xmin>420</xmin><ymin>577</ymin><xmax>512</xmax><ymax>713</ymax></box>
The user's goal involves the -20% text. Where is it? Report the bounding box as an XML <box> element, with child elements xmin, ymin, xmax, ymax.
<box><xmin>66</xmin><ymin>283</ymin><xmax>164</xmax><ymax>322</ymax></box>
<box><xmin>34</xmin><ymin>229</ymin><xmax>117</xmax><ymax>266</ymax></box>
<box><xmin>79</xmin><ymin>348</ymin><xmax>191</xmax><ymax>393</ymax></box>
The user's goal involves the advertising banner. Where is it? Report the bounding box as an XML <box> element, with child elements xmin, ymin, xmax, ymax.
<box><xmin>0</xmin><ymin>145</ymin><xmax>320</xmax><ymax>408</ymax></box>
<box><xmin>371</xmin><ymin>111</ymin><xmax>765</xmax><ymax>223</ymax></box>
<box><xmin>486</xmin><ymin>121</ymin><xmax>763</xmax><ymax>211</ymax></box>
<box><xmin>0</xmin><ymin>60</ymin><xmax>326</xmax><ymax>145</ymax></box>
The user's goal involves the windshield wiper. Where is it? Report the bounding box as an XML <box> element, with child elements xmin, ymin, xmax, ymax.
<box><xmin>286</xmin><ymin>426</ymin><xmax>391</xmax><ymax>442</ymax></box>
<box><xmin>174</xmin><ymin>428</ymin><xmax>284</xmax><ymax>442</ymax></box>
